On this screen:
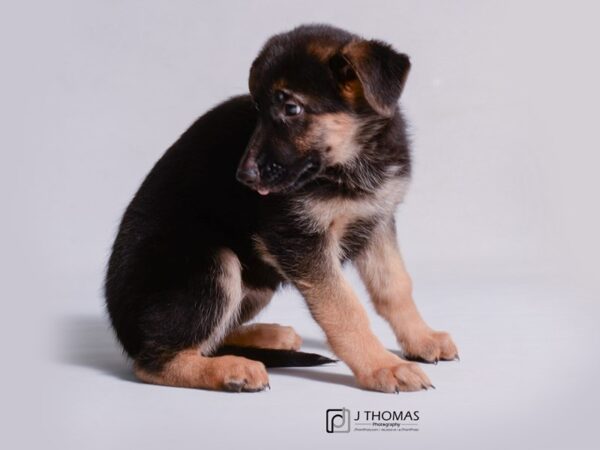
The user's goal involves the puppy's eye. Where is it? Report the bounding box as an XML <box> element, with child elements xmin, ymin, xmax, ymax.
<box><xmin>284</xmin><ymin>103</ymin><xmax>303</xmax><ymax>116</ymax></box>
<box><xmin>274</xmin><ymin>90</ymin><xmax>286</xmax><ymax>103</ymax></box>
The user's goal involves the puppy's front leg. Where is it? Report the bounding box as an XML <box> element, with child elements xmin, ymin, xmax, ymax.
<box><xmin>296</xmin><ymin>263</ymin><xmax>432</xmax><ymax>392</ymax></box>
<box><xmin>355</xmin><ymin>220</ymin><xmax>459</xmax><ymax>363</ymax></box>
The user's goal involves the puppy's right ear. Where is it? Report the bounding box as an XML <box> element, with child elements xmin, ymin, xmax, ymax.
<box><xmin>330</xmin><ymin>40</ymin><xmax>411</xmax><ymax>117</ymax></box>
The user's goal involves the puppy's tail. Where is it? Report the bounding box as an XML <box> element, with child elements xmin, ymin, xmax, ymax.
<box><xmin>213</xmin><ymin>345</ymin><xmax>337</xmax><ymax>368</ymax></box>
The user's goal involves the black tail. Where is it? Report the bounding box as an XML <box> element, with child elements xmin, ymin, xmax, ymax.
<box><xmin>213</xmin><ymin>345</ymin><xmax>337</xmax><ymax>368</ymax></box>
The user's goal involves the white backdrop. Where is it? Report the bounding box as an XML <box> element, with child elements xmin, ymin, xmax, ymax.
<box><xmin>2</xmin><ymin>1</ymin><xmax>599</xmax><ymax>449</ymax></box>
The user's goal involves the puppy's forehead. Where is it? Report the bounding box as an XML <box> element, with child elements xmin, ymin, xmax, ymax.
<box><xmin>250</xmin><ymin>26</ymin><xmax>355</xmax><ymax>99</ymax></box>
<box><xmin>255</xmin><ymin>51</ymin><xmax>330</xmax><ymax>97</ymax></box>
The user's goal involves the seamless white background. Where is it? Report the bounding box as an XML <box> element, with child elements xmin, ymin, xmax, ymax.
<box><xmin>2</xmin><ymin>1</ymin><xmax>599</xmax><ymax>449</ymax></box>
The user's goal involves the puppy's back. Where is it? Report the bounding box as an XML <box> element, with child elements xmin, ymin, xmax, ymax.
<box><xmin>105</xmin><ymin>95</ymin><xmax>259</xmax><ymax>358</ymax></box>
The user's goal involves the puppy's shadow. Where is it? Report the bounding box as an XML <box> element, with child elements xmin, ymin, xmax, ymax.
<box><xmin>270</xmin><ymin>367</ymin><xmax>357</xmax><ymax>389</ymax></box>
<box><xmin>59</xmin><ymin>315</ymin><xmax>136</xmax><ymax>382</ymax></box>
<box><xmin>267</xmin><ymin>337</ymin><xmax>359</xmax><ymax>389</ymax></box>
<box><xmin>300</xmin><ymin>336</ymin><xmax>330</xmax><ymax>351</ymax></box>
<box><xmin>59</xmin><ymin>315</ymin><xmax>357</xmax><ymax>388</ymax></box>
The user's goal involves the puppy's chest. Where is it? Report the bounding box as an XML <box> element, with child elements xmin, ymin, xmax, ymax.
<box><xmin>298</xmin><ymin>176</ymin><xmax>409</xmax><ymax>255</ymax></box>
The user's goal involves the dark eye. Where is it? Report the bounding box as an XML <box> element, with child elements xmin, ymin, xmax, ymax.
<box><xmin>284</xmin><ymin>103</ymin><xmax>303</xmax><ymax>116</ymax></box>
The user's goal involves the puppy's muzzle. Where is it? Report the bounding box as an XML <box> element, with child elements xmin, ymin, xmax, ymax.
<box><xmin>236</xmin><ymin>163</ymin><xmax>260</xmax><ymax>186</ymax></box>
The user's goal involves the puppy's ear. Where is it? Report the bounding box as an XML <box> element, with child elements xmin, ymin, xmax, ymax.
<box><xmin>331</xmin><ymin>40</ymin><xmax>411</xmax><ymax>116</ymax></box>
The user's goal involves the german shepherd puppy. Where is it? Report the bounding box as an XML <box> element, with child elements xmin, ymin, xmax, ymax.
<box><xmin>105</xmin><ymin>24</ymin><xmax>458</xmax><ymax>393</ymax></box>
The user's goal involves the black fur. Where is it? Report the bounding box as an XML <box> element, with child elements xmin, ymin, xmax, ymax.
<box><xmin>105</xmin><ymin>24</ymin><xmax>412</xmax><ymax>374</ymax></box>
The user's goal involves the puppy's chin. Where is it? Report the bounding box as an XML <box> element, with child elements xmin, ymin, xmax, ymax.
<box><xmin>256</xmin><ymin>155</ymin><xmax>322</xmax><ymax>196</ymax></box>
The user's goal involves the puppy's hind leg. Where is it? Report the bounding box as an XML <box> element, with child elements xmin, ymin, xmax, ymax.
<box><xmin>224</xmin><ymin>323</ymin><xmax>303</xmax><ymax>351</ymax></box>
<box><xmin>133</xmin><ymin>249</ymin><xmax>269</xmax><ymax>392</ymax></box>
<box><xmin>134</xmin><ymin>349</ymin><xmax>269</xmax><ymax>392</ymax></box>
<box><xmin>223</xmin><ymin>287</ymin><xmax>303</xmax><ymax>351</ymax></box>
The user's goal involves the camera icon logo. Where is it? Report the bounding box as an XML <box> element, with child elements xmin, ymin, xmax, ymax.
<box><xmin>326</xmin><ymin>408</ymin><xmax>351</xmax><ymax>433</ymax></box>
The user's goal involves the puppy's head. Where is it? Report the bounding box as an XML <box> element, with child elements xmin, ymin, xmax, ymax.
<box><xmin>236</xmin><ymin>25</ymin><xmax>411</xmax><ymax>195</ymax></box>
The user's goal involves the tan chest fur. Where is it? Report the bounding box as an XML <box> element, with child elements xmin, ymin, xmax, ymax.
<box><xmin>297</xmin><ymin>176</ymin><xmax>411</xmax><ymax>241</ymax></box>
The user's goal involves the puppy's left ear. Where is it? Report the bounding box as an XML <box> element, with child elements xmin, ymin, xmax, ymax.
<box><xmin>332</xmin><ymin>40</ymin><xmax>411</xmax><ymax>117</ymax></box>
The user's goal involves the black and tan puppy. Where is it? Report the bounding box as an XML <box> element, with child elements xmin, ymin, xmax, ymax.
<box><xmin>105</xmin><ymin>24</ymin><xmax>458</xmax><ymax>393</ymax></box>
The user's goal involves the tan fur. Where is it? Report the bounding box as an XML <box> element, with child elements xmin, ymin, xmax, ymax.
<box><xmin>271</xmin><ymin>78</ymin><xmax>288</xmax><ymax>92</ymax></box>
<box><xmin>134</xmin><ymin>348</ymin><xmax>269</xmax><ymax>391</ymax></box>
<box><xmin>355</xmin><ymin>224</ymin><xmax>458</xmax><ymax>362</ymax></box>
<box><xmin>224</xmin><ymin>323</ymin><xmax>302</xmax><ymax>350</ymax></box>
<box><xmin>298</xmin><ymin>176</ymin><xmax>410</xmax><ymax>236</ymax></box>
<box><xmin>219</xmin><ymin>249</ymin><xmax>243</xmax><ymax>305</ymax></box>
<box><xmin>201</xmin><ymin>249</ymin><xmax>244</xmax><ymax>354</ymax></box>
<box><xmin>339</xmin><ymin>78</ymin><xmax>365</xmax><ymax>109</ymax></box>
<box><xmin>306</xmin><ymin>41</ymin><xmax>337</xmax><ymax>60</ymax></box>
<box><xmin>252</xmin><ymin>235</ymin><xmax>288</xmax><ymax>279</ymax></box>
<box><xmin>316</xmin><ymin>113</ymin><xmax>361</xmax><ymax>165</ymax></box>
<box><xmin>297</xmin><ymin>258</ymin><xmax>432</xmax><ymax>392</ymax></box>
<box><xmin>342</xmin><ymin>39</ymin><xmax>370</xmax><ymax>61</ymax></box>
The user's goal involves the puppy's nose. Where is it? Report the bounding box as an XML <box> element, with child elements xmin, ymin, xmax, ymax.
<box><xmin>236</xmin><ymin>164</ymin><xmax>260</xmax><ymax>186</ymax></box>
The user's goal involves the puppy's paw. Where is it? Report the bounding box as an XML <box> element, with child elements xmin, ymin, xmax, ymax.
<box><xmin>224</xmin><ymin>323</ymin><xmax>302</xmax><ymax>351</ymax></box>
<box><xmin>401</xmin><ymin>329</ymin><xmax>458</xmax><ymax>363</ymax></box>
<box><xmin>221</xmin><ymin>358</ymin><xmax>270</xmax><ymax>392</ymax></box>
<box><xmin>263</xmin><ymin>324</ymin><xmax>302</xmax><ymax>351</ymax></box>
<box><xmin>356</xmin><ymin>360</ymin><xmax>433</xmax><ymax>393</ymax></box>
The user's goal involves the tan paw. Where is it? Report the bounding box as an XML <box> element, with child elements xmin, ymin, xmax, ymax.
<box><xmin>356</xmin><ymin>359</ymin><xmax>433</xmax><ymax>393</ymax></box>
<box><xmin>400</xmin><ymin>329</ymin><xmax>458</xmax><ymax>363</ymax></box>
<box><xmin>224</xmin><ymin>323</ymin><xmax>302</xmax><ymax>351</ymax></box>
<box><xmin>220</xmin><ymin>357</ymin><xmax>270</xmax><ymax>392</ymax></box>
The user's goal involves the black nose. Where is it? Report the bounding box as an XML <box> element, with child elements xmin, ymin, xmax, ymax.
<box><xmin>236</xmin><ymin>164</ymin><xmax>260</xmax><ymax>186</ymax></box>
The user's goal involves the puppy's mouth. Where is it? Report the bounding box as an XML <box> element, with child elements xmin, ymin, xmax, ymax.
<box><xmin>256</xmin><ymin>154</ymin><xmax>322</xmax><ymax>195</ymax></box>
